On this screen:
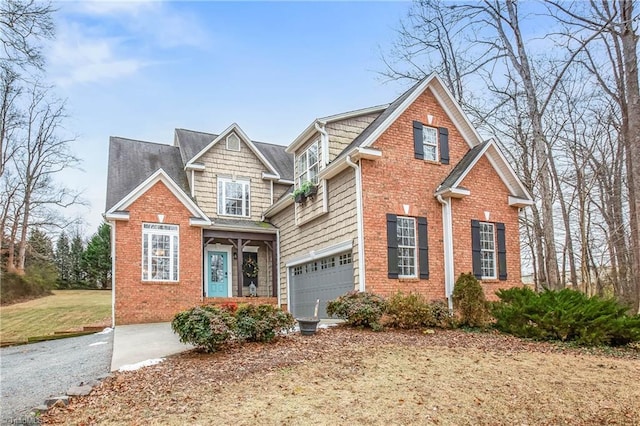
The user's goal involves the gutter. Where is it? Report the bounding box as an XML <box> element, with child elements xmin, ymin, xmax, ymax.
<box><xmin>108</xmin><ymin>220</ymin><xmax>116</xmax><ymax>327</ymax></box>
<box><xmin>437</xmin><ymin>195</ymin><xmax>454</xmax><ymax>311</ymax></box>
<box><xmin>346</xmin><ymin>155</ymin><xmax>366</xmax><ymax>292</ymax></box>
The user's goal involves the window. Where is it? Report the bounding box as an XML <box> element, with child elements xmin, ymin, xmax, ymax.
<box><xmin>218</xmin><ymin>178</ymin><xmax>250</xmax><ymax>217</ymax></box>
<box><xmin>226</xmin><ymin>133</ymin><xmax>240</xmax><ymax>151</ymax></box>
<box><xmin>480</xmin><ymin>222</ymin><xmax>496</xmax><ymax>279</ymax></box>
<box><xmin>339</xmin><ymin>253</ymin><xmax>352</xmax><ymax>265</ymax></box>
<box><xmin>422</xmin><ymin>126</ymin><xmax>438</xmax><ymax>161</ymax></box>
<box><xmin>293</xmin><ymin>266</ymin><xmax>303</xmax><ymax>276</ymax></box>
<box><xmin>397</xmin><ymin>217</ymin><xmax>417</xmax><ymax>277</ymax></box>
<box><xmin>321</xmin><ymin>257</ymin><xmax>335</xmax><ymax>269</ymax></box>
<box><xmin>296</xmin><ymin>140</ymin><xmax>320</xmax><ymax>187</ymax></box>
<box><xmin>142</xmin><ymin>223</ymin><xmax>179</xmax><ymax>281</ymax></box>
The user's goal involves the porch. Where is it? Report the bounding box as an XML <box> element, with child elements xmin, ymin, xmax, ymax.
<box><xmin>202</xmin><ymin>226</ymin><xmax>278</xmax><ymax>301</ymax></box>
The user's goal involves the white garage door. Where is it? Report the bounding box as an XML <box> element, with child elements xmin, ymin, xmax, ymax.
<box><xmin>289</xmin><ymin>252</ymin><xmax>355</xmax><ymax>319</ymax></box>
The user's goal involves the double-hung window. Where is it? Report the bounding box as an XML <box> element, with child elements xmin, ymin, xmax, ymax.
<box><xmin>142</xmin><ymin>223</ymin><xmax>179</xmax><ymax>282</ymax></box>
<box><xmin>296</xmin><ymin>141</ymin><xmax>320</xmax><ymax>187</ymax></box>
<box><xmin>218</xmin><ymin>178</ymin><xmax>250</xmax><ymax>217</ymax></box>
<box><xmin>397</xmin><ymin>216</ymin><xmax>417</xmax><ymax>277</ymax></box>
<box><xmin>422</xmin><ymin>126</ymin><xmax>438</xmax><ymax>161</ymax></box>
<box><xmin>479</xmin><ymin>222</ymin><xmax>496</xmax><ymax>279</ymax></box>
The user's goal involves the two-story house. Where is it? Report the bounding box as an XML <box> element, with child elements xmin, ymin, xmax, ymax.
<box><xmin>105</xmin><ymin>73</ymin><xmax>532</xmax><ymax>325</ymax></box>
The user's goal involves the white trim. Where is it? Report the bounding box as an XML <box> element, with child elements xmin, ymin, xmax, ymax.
<box><xmin>479</xmin><ymin>222</ymin><xmax>498</xmax><ymax>280</ymax></box>
<box><xmin>106</xmin><ymin>169</ymin><xmax>209</xmax><ymax>221</ymax></box>
<box><xmin>436</xmin><ymin>195</ymin><xmax>454</xmax><ymax>310</ymax></box>
<box><xmin>435</xmin><ymin>187</ymin><xmax>471</xmax><ymax>199</ymax></box>
<box><xmin>109</xmin><ymin>221</ymin><xmax>116</xmax><ymax>327</ymax></box>
<box><xmin>187</xmin><ymin>123</ymin><xmax>280</xmax><ymax>178</ymax></box>
<box><xmin>105</xmin><ymin>211</ymin><xmax>130</xmax><ymax>221</ymax></box>
<box><xmin>217</xmin><ymin>176</ymin><xmax>251</xmax><ymax>218</ymax></box>
<box><xmin>448</xmin><ymin>141</ymin><xmax>493</xmax><ymax>190</ymax></box>
<box><xmin>185</xmin><ymin>163</ymin><xmax>205</xmax><ymax>171</ymax></box>
<box><xmin>486</xmin><ymin>141</ymin><xmax>533</xmax><ymax>200</ymax></box>
<box><xmin>189</xmin><ymin>217</ymin><xmax>212</xmax><ymax>226</ymax></box>
<box><xmin>277</xmin><ymin>179</ymin><xmax>294</xmax><ymax>185</ymax></box>
<box><xmin>508</xmin><ymin>196</ymin><xmax>534</xmax><ymax>207</ymax></box>
<box><xmin>141</xmin><ymin>223</ymin><xmax>180</xmax><ymax>282</ymax></box>
<box><xmin>208</xmin><ymin>223</ymin><xmax>277</xmax><ymax>234</ymax></box>
<box><xmin>319</xmin><ymin>147</ymin><xmax>382</xmax><ymax>181</ymax></box>
<box><xmin>285</xmin><ymin>240</ymin><xmax>353</xmax><ymax>267</ymax></box>
<box><xmin>422</xmin><ymin>125</ymin><xmax>439</xmax><ymax>162</ymax></box>
<box><xmin>262</xmin><ymin>172</ymin><xmax>279</xmax><ymax>180</ymax></box>
<box><xmin>276</xmin><ymin>228</ymin><xmax>282</xmax><ymax>309</ymax></box>
<box><xmin>226</xmin><ymin>133</ymin><xmax>241</xmax><ymax>151</ymax></box>
<box><xmin>286</xmin><ymin>104</ymin><xmax>389</xmax><ymax>154</ymax></box>
<box><xmin>263</xmin><ymin>193</ymin><xmax>294</xmax><ymax>218</ymax></box>
<box><xmin>396</xmin><ymin>216</ymin><xmax>418</xmax><ymax>279</ymax></box>
<box><xmin>242</xmin><ymin>246</ymin><xmax>259</xmax><ymax>253</ymax></box>
<box><xmin>204</xmin><ymin>244</ymin><xmax>233</xmax><ymax>297</ymax></box>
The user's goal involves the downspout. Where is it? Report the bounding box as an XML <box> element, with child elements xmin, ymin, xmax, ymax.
<box><xmin>190</xmin><ymin>170</ymin><xmax>195</xmax><ymax>198</ymax></box>
<box><xmin>315</xmin><ymin>121</ymin><xmax>329</xmax><ymax>166</ymax></box>
<box><xmin>346</xmin><ymin>155</ymin><xmax>366</xmax><ymax>292</ymax></box>
<box><xmin>437</xmin><ymin>195</ymin><xmax>454</xmax><ymax>311</ymax></box>
<box><xmin>108</xmin><ymin>220</ymin><xmax>116</xmax><ymax>328</ymax></box>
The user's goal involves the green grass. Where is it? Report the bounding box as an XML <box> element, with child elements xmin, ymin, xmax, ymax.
<box><xmin>0</xmin><ymin>290</ymin><xmax>111</xmax><ymax>344</ymax></box>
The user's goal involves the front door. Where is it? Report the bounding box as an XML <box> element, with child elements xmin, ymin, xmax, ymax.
<box><xmin>207</xmin><ymin>251</ymin><xmax>228</xmax><ymax>297</ymax></box>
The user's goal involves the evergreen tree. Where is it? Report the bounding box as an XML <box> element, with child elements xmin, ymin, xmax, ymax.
<box><xmin>82</xmin><ymin>223</ymin><xmax>111</xmax><ymax>289</ymax></box>
<box><xmin>26</xmin><ymin>228</ymin><xmax>55</xmax><ymax>267</ymax></box>
<box><xmin>69</xmin><ymin>232</ymin><xmax>85</xmax><ymax>285</ymax></box>
<box><xmin>54</xmin><ymin>232</ymin><xmax>71</xmax><ymax>287</ymax></box>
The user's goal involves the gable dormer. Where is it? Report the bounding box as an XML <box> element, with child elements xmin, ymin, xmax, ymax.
<box><xmin>179</xmin><ymin>124</ymin><xmax>290</xmax><ymax>221</ymax></box>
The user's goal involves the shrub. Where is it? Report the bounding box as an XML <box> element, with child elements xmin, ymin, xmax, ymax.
<box><xmin>171</xmin><ymin>305</ymin><xmax>236</xmax><ymax>352</ymax></box>
<box><xmin>492</xmin><ymin>287</ymin><xmax>640</xmax><ymax>346</ymax></box>
<box><xmin>452</xmin><ymin>273</ymin><xmax>490</xmax><ymax>328</ymax></box>
<box><xmin>326</xmin><ymin>291</ymin><xmax>386</xmax><ymax>331</ymax></box>
<box><xmin>429</xmin><ymin>300</ymin><xmax>455</xmax><ymax>329</ymax></box>
<box><xmin>385</xmin><ymin>292</ymin><xmax>433</xmax><ymax>329</ymax></box>
<box><xmin>0</xmin><ymin>269</ymin><xmax>54</xmax><ymax>305</ymax></box>
<box><xmin>235</xmin><ymin>304</ymin><xmax>295</xmax><ymax>343</ymax></box>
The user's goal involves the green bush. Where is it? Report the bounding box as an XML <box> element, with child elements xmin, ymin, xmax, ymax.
<box><xmin>235</xmin><ymin>304</ymin><xmax>295</xmax><ymax>343</ymax></box>
<box><xmin>452</xmin><ymin>273</ymin><xmax>490</xmax><ymax>328</ymax></box>
<box><xmin>492</xmin><ymin>287</ymin><xmax>640</xmax><ymax>346</ymax></box>
<box><xmin>326</xmin><ymin>291</ymin><xmax>386</xmax><ymax>331</ymax></box>
<box><xmin>429</xmin><ymin>300</ymin><xmax>455</xmax><ymax>329</ymax></box>
<box><xmin>385</xmin><ymin>292</ymin><xmax>433</xmax><ymax>328</ymax></box>
<box><xmin>171</xmin><ymin>305</ymin><xmax>236</xmax><ymax>352</ymax></box>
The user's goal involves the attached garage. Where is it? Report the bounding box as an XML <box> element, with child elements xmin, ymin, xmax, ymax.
<box><xmin>289</xmin><ymin>252</ymin><xmax>355</xmax><ymax>318</ymax></box>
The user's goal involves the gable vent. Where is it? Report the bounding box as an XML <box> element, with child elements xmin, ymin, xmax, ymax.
<box><xmin>226</xmin><ymin>133</ymin><xmax>240</xmax><ymax>151</ymax></box>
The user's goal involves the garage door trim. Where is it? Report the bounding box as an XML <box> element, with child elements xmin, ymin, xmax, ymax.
<box><xmin>285</xmin><ymin>240</ymin><xmax>352</xmax><ymax>268</ymax></box>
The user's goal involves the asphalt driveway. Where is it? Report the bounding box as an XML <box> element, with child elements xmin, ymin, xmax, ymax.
<box><xmin>0</xmin><ymin>330</ymin><xmax>113</xmax><ymax>424</ymax></box>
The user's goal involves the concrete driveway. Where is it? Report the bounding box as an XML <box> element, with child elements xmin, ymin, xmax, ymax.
<box><xmin>110</xmin><ymin>323</ymin><xmax>193</xmax><ymax>372</ymax></box>
<box><xmin>0</xmin><ymin>330</ymin><xmax>113</xmax><ymax>423</ymax></box>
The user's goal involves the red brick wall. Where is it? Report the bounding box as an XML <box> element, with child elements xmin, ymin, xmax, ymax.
<box><xmin>361</xmin><ymin>87</ymin><xmax>522</xmax><ymax>301</ymax></box>
<box><xmin>114</xmin><ymin>180</ymin><xmax>202</xmax><ymax>325</ymax></box>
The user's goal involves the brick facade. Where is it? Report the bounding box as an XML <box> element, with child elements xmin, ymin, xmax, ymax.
<box><xmin>360</xmin><ymin>87</ymin><xmax>521</xmax><ymax>300</ymax></box>
<box><xmin>113</xmin><ymin>180</ymin><xmax>202</xmax><ymax>325</ymax></box>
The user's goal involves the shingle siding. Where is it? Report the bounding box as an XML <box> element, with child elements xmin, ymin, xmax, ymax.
<box><xmin>326</xmin><ymin>113</ymin><xmax>380</xmax><ymax>162</ymax></box>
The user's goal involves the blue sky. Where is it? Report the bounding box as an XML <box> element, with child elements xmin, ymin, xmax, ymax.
<box><xmin>47</xmin><ymin>1</ymin><xmax>412</xmax><ymax>235</ymax></box>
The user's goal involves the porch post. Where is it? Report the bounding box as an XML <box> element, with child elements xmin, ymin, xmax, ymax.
<box><xmin>271</xmin><ymin>240</ymin><xmax>277</xmax><ymax>298</ymax></box>
<box><xmin>236</xmin><ymin>238</ymin><xmax>243</xmax><ymax>297</ymax></box>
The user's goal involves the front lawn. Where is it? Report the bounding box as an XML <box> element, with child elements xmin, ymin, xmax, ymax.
<box><xmin>0</xmin><ymin>290</ymin><xmax>111</xmax><ymax>344</ymax></box>
<box><xmin>43</xmin><ymin>327</ymin><xmax>640</xmax><ymax>425</ymax></box>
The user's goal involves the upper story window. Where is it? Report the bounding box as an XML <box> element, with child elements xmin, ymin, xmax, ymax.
<box><xmin>142</xmin><ymin>223</ymin><xmax>179</xmax><ymax>282</ymax></box>
<box><xmin>226</xmin><ymin>133</ymin><xmax>240</xmax><ymax>151</ymax></box>
<box><xmin>397</xmin><ymin>216</ymin><xmax>417</xmax><ymax>278</ymax></box>
<box><xmin>480</xmin><ymin>222</ymin><xmax>496</xmax><ymax>279</ymax></box>
<box><xmin>422</xmin><ymin>126</ymin><xmax>438</xmax><ymax>161</ymax></box>
<box><xmin>296</xmin><ymin>140</ymin><xmax>320</xmax><ymax>187</ymax></box>
<box><xmin>218</xmin><ymin>177</ymin><xmax>250</xmax><ymax>217</ymax></box>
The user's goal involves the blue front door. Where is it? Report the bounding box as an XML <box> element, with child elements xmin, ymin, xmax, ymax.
<box><xmin>207</xmin><ymin>251</ymin><xmax>228</xmax><ymax>297</ymax></box>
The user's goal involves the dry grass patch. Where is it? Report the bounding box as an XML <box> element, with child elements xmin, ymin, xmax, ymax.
<box><xmin>43</xmin><ymin>328</ymin><xmax>640</xmax><ymax>425</ymax></box>
<box><xmin>0</xmin><ymin>290</ymin><xmax>111</xmax><ymax>344</ymax></box>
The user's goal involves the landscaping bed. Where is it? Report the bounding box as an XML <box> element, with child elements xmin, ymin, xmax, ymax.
<box><xmin>42</xmin><ymin>327</ymin><xmax>640</xmax><ymax>425</ymax></box>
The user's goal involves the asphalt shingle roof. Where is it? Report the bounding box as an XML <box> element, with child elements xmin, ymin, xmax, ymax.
<box><xmin>105</xmin><ymin>137</ymin><xmax>189</xmax><ymax>211</ymax></box>
<box><xmin>438</xmin><ymin>141</ymin><xmax>490</xmax><ymax>192</ymax></box>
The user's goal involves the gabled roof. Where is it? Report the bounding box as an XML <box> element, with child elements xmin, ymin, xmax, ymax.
<box><xmin>436</xmin><ymin>139</ymin><xmax>533</xmax><ymax>202</ymax></box>
<box><xmin>106</xmin><ymin>137</ymin><xmax>189</xmax><ymax>212</ymax></box>
<box><xmin>175</xmin><ymin>127</ymin><xmax>293</xmax><ymax>181</ymax></box>
<box><xmin>336</xmin><ymin>73</ymin><xmax>484</xmax><ymax>162</ymax></box>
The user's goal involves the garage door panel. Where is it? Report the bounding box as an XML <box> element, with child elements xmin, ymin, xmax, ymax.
<box><xmin>290</xmin><ymin>253</ymin><xmax>354</xmax><ymax>319</ymax></box>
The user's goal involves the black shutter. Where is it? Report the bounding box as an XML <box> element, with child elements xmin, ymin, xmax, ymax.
<box><xmin>439</xmin><ymin>127</ymin><xmax>449</xmax><ymax>165</ymax></box>
<box><xmin>387</xmin><ymin>214</ymin><xmax>399</xmax><ymax>279</ymax></box>
<box><xmin>413</xmin><ymin>121</ymin><xmax>424</xmax><ymax>160</ymax></box>
<box><xmin>417</xmin><ymin>217</ymin><xmax>429</xmax><ymax>279</ymax></box>
<box><xmin>497</xmin><ymin>222</ymin><xmax>507</xmax><ymax>280</ymax></box>
<box><xmin>471</xmin><ymin>220</ymin><xmax>482</xmax><ymax>279</ymax></box>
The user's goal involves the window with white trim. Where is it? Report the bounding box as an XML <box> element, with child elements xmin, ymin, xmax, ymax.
<box><xmin>397</xmin><ymin>217</ymin><xmax>417</xmax><ymax>277</ymax></box>
<box><xmin>422</xmin><ymin>126</ymin><xmax>438</xmax><ymax>161</ymax></box>
<box><xmin>217</xmin><ymin>178</ymin><xmax>250</xmax><ymax>217</ymax></box>
<box><xmin>142</xmin><ymin>223</ymin><xmax>179</xmax><ymax>282</ymax></box>
<box><xmin>296</xmin><ymin>140</ymin><xmax>320</xmax><ymax>187</ymax></box>
<box><xmin>480</xmin><ymin>222</ymin><xmax>496</xmax><ymax>279</ymax></box>
<box><xmin>226</xmin><ymin>133</ymin><xmax>240</xmax><ymax>151</ymax></box>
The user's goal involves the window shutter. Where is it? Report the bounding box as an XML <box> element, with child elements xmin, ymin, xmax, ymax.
<box><xmin>417</xmin><ymin>217</ymin><xmax>429</xmax><ymax>279</ymax></box>
<box><xmin>471</xmin><ymin>219</ymin><xmax>482</xmax><ymax>279</ymax></box>
<box><xmin>439</xmin><ymin>127</ymin><xmax>449</xmax><ymax>165</ymax></box>
<box><xmin>497</xmin><ymin>222</ymin><xmax>507</xmax><ymax>280</ymax></box>
<box><xmin>413</xmin><ymin>121</ymin><xmax>424</xmax><ymax>160</ymax></box>
<box><xmin>387</xmin><ymin>214</ymin><xmax>399</xmax><ymax>279</ymax></box>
